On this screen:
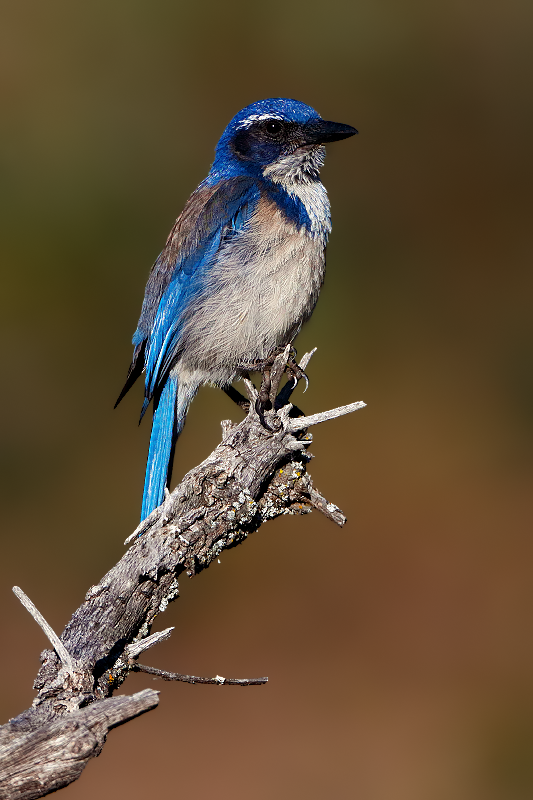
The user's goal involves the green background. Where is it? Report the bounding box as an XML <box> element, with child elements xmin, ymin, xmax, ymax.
<box><xmin>1</xmin><ymin>1</ymin><xmax>532</xmax><ymax>797</ymax></box>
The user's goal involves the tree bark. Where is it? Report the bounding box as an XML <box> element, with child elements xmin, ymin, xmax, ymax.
<box><xmin>0</xmin><ymin>356</ymin><xmax>364</xmax><ymax>799</ymax></box>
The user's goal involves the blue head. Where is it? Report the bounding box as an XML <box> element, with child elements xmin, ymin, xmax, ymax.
<box><xmin>209</xmin><ymin>98</ymin><xmax>357</xmax><ymax>181</ymax></box>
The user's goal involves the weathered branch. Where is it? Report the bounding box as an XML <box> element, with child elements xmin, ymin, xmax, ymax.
<box><xmin>0</xmin><ymin>690</ymin><xmax>159</xmax><ymax>799</ymax></box>
<box><xmin>0</xmin><ymin>354</ymin><xmax>365</xmax><ymax>799</ymax></box>
<box><xmin>131</xmin><ymin>663</ymin><xmax>268</xmax><ymax>686</ymax></box>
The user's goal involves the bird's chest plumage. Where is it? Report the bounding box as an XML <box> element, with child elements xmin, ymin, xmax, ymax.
<box><xmin>177</xmin><ymin>190</ymin><xmax>328</xmax><ymax>384</ymax></box>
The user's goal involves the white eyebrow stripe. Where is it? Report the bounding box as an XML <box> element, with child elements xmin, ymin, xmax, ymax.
<box><xmin>236</xmin><ymin>113</ymin><xmax>285</xmax><ymax>129</ymax></box>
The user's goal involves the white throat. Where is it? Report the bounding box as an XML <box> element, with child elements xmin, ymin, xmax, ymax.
<box><xmin>262</xmin><ymin>146</ymin><xmax>331</xmax><ymax>239</ymax></box>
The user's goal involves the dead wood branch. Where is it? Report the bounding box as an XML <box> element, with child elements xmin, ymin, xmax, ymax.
<box><xmin>131</xmin><ymin>663</ymin><xmax>268</xmax><ymax>686</ymax></box>
<box><xmin>0</xmin><ymin>690</ymin><xmax>158</xmax><ymax>799</ymax></box>
<box><xmin>0</xmin><ymin>355</ymin><xmax>365</xmax><ymax>799</ymax></box>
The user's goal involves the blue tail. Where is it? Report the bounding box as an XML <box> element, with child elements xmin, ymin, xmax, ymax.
<box><xmin>141</xmin><ymin>377</ymin><xmax>196</xmax><ymax>521</ymax></box>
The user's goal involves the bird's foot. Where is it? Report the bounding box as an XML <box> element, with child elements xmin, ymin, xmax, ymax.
<box><xmin>255</xmin><ymin>371</ymin><xmax>279</xmax><ymax>432</ymax></box>
<box><xmin>284</xmin><ymin>352</ymin><xmax>309</xmax><ymax>392</ymax></box>
<box><xmin>255</xmin><ymin>396</ymin><xmax>275</xmax><ymax>431</ymax></box>
<box><xmin>238</xmin><ymin>346</ymin><xmax>308</xmax><ymax>391</ymax></box>
<box><xmin>237</xmin><ymin>346</ymin><xmax>309</xmax><ymax>432</ymax></box>
<box><xmin>223</xmin><ymin>372</ymin><xmax>277</xmax><ymax>431</ymax></box>
<box><xmin>237</xmin><ymin>346</ymin><xmax>289</xmax><ymax>375</ymax></box>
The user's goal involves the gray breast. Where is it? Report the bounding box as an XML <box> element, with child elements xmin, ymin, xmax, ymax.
<box><xmin>174</xmin><ymin>194</ymin><xmax>327</xmax><ymax>386</ymax></box>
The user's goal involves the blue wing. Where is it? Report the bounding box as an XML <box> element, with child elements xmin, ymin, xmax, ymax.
<box><xmin>115</xmin><ymin>175</ymin><xmax>259</xmax><ymax>416</ymax></box>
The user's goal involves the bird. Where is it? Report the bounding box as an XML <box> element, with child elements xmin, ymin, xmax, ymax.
<box><xmin>115</xmin><ymin>98</ymin><xmax>357</xmax><ymax>522</ymax></box>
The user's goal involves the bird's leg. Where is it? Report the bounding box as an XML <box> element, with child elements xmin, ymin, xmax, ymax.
<box><xmin>238</xmin><ymin>345</ymin><xmax>312</xmax><ymax>431</ymax></box>
<box><xmin>222</xmin><ymin>378</ymin><xmax>274</xmax><ymax>430</ymax></box>
<box><xmin>257</xmin><ymin>369</ymin><xmax>272</xmax><ymax>411</ymax></box>
<box><xmin>240</xmin><ymin>347</ymin><xmax>298</xmax><ymax>432</ymax></box>
<box><xmin>268</xmin><ymin>345</ymin><xmax>292</xmax><ymax>404</ymax></box>
<box><xmin>285</xmin><ymin>350</ymin><xmax>308</xmax><ymax>388</ymax></box>
<box><xmin>255</xmin><ymin>369</ymin><xmax>276</xmax><ymax>432</ymax></box>
<box><xmin>274</xmin><ymin>347</ymin><xmax>317</xmax><ymax>409</ymax></box>
<box><xmin>237</xmin><ymin>345</ymin><xmax>286</xmax><ymax>376</ymax></box>
<box><xmin>246</xmin><ymin>345</ymin><xmax>309</xmax><ymax>395</ymax></box>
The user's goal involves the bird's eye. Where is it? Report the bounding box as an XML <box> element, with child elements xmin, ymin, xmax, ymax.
<box><xmin>265</xmin><ymin>120</ymin><xmax>283</xmax><ymax>137</ymax></box>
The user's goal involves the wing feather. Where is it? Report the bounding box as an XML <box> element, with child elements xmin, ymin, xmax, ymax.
<box><xmin>115</xmin><ymin>176</ymin><xmax>259</xmax><ymax>410</ymax></box>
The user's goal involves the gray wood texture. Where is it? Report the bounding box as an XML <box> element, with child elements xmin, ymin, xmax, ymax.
<box><xmin>0</xmin><ymin>358</ymin><xmax>364</xmax><ymax>799</ymax></box>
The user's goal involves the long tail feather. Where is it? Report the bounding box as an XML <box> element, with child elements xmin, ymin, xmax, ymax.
<box><xmin>140</xmin><ymin>377</ymin><xmax>197</xmax><ymax>521</ymax></box>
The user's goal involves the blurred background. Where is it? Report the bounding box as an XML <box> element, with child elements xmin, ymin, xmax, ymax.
<box><xmin>1</xmin><ymin>0</ymin><xmax>532</xmax><ymax>797</ymax></box>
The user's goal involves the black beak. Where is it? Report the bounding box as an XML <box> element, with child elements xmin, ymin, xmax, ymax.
<box><xmin>303</xmin><ymin>119</ymin><xmax>358</xmax><ymax>145</ymax></box>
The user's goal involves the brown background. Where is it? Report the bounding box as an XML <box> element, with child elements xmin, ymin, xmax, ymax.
<box><xmin>1</xmin><ymin>1</ymin><xmax>532</xmax><ymax>797</ymax></box>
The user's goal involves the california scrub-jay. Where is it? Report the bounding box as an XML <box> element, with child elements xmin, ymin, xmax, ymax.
<box><xmin>116</xmin><ymin>98</ymin><xmax>357</xmax><ymax>521</ymax></box>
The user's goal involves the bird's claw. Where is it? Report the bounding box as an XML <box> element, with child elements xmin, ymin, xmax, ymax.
<box><xmin>254</xmin><ymin>373</ymin><xmax>281</xmax><ymax>432</ymax></box>
<box><xmin>254</xmin><ymin>396</ymin><xmax>276</xmax><ymax>432</ymax></box>
<box><xmin>239</xmin><ymin>347</ymin><xmax>309</xmax><ymax>391</ymax></box>
<box><xmin>239</xmin><ymin>345</ymin><xmax>308</xmax><ymax>429</ymax></box>
<box><xmin>285</xmin><ymin>354</ymin><xmax>309</xmax><ymax>392</ymax></box>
